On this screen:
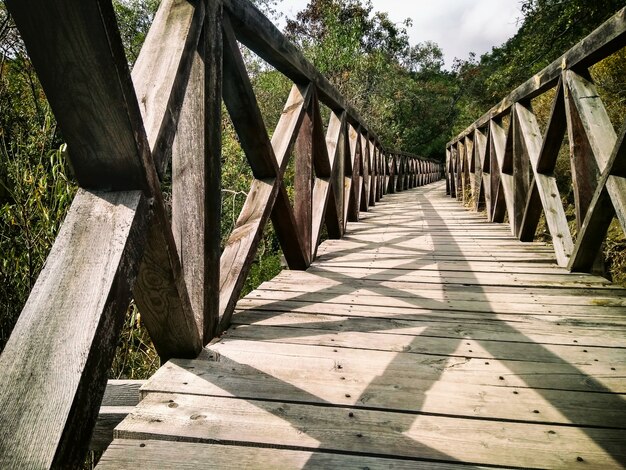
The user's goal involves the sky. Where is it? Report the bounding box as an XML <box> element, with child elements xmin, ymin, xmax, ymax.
<box><xmin>276</xmin><ymin>0</ymin><xmax>524</xmax><ymax>69</ymax></box>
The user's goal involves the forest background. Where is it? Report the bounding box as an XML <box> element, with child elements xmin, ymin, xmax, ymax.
<box><xmin>1</xmin><ymin>0</ymin><xmax>625</xmax><ymax>380</ymax></box>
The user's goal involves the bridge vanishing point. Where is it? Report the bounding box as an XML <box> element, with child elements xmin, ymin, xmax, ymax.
<box><xmin>1</xmin><ymin>1</ymin><xmax>626</xmax><ymax>469</ymax></box>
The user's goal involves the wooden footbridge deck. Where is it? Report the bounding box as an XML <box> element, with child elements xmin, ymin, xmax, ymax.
<box><xmin>98</xmin><ymin>181</ymin><xmax>626</xmax><ymax>468</ymax></box>
<box><xmin>2</xmin><ymin>1</ymin><xmax>626</xmax><ymax>469</ymax></box>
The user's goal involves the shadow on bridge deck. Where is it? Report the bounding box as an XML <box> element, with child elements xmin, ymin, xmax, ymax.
<box><xmin>99</xmin><ymin>181</ymin><xmax>626</xmax><ymax>469</ymax></box>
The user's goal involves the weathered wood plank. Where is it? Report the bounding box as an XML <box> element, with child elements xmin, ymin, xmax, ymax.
<box><xmin>0</xmin><ymin>190</ymin><xmax>150</xmax><ymax>469</ymax></box>
<box><xmin>222</xmin><ymin>0</ymin><xmax>383</xmax><ymax>143</ymax></box>
<box><xmin>312</xmin><ymin>109</ymin><xmax>344</xmax><ymax>256</ymax></box>
<box><xmin>5</xmin><ymin>0</ymin><xmax>150</xmax><ymax>190</ymax></box>
<box><xmin>514</xmin><ymin>103</ymin><xmax>573</xmax><ymax>265</ymax></box>
<box><xmin>232</xmin><ymin>309</ymin><xmax>626</xmax><ymax>348</ymax></box>
<box><xmin>219</xmin><ymin>83</ymin><xmax>312</xmax><ymax>330</ymax></box>
<box><xmin>570</xmin><ymin>119</ymin><xmax>626</xmax><ymax>271</ymax></box>
<box><xmin>490</xmin><ymin>119</ymin><xmax>515</xmax><ymax>228</ymax></box>
<box><xmin>566</xmin><ymin>70</ymin><xmax>626</xmax><ymax>234</ymax></box>
<box><xmin>99</xmin><ymin>439</ymin><xmax>488</xmax><ymax>469</ymax></box>
<box><xmin>116</xmin><ymin>392</ymin><xmax>626</xmax><ymax>468</ymax></box>
<box><xmin>293</xmin><ymin>100</ymin><xmax>314</xmax><ymax>265</ymax></box>
<box><xmin>171</xmin><ymin>2</ymin><xmax>222</xmax><ymax>344</ymax></box>
<box><xmin>143</xmin><ymin>344</ymin><xmax>626</xmax><ymax>427</ymax></box>
<box><xmin>132</xmin><ymin>0</ymin><xmax>206</xmax><ymax>176</ymax></box>
<box><xmin>222</xmin><ymin>13</ymin><xmax>276</xmax><ymax>179</ymax></box>
<box><xmin>91</xmin><ymin>380</ymin><xmax>145</xmax><ymax>452</ymax></box>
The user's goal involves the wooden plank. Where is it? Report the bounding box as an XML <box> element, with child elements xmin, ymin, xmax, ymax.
<box><xmin>360</xmin><ymin>134</ymin><xmax>371</xmax><ymax>208</ymax></box>
<box><xmin>171</xmin><ymin>3</ymin><xmax>222</xmax><ymax>343</ymax></box>
<box><xmin>232</xmin><ymin>309</ymin><xmax>626</xmax><ymax>348</ymax></box>
<box><xmin>514</xmin><ymin>103</ymin><xmax>573</xmax><ymax>266</ymax></box>
<box><xmin>243</xmin><ymin>287</ymin><xmax>626</xmax><ymax>317</ymax></box>
<box><xmin>566</xmin><ymin>70</ymin><xmax>626</xmax><ymax>235</ymax></box>
<box><xmin>325</xmin><ymin>111</ymin><xmax>346</xmax><ymax>240</ymax></box>
<box><xmin>490</xmin><ymin>119</ymin><xmax>515</xmax><ymax>228</ymax></box>
<box><xmin>293</xmin><ymin>100</ymin><xmax>314</xmax><ymax>264</ymax></box>
<box><xmin>91</xmin><ymin>407</ymin><xmax>136</xmax><ymax>453</ymax></box>
<box><xmin>116</xmin><ymin>392</ymin><xmax>626</xmax><ymax>468</ymax></box>
<box><xmin>271</xmin><ymin>184</ymin><xmax>310</xmax><ymax>270</ymax></box>
<box><xmin>131</xmin><ymin>0</ymin><xmax>206</xmax><ymax>175</ymax></box>
<box><xmin>4</xmin><ymin>0</ymin><xmax>150</xmax><ymax>190</ymax></box>
<box><xmin>208</xmin><ymin>340</ymin><xmax>626</xmax><ymax>392</ymax></box>
<box><xmin>312</xmin><ymin>110</ymin><xmax>344</xmax><ymax>256</ymax></box>
<box><xmin>101</xmin><ymin>380</ymin><xmax>145</xmax><ymax>407</ymax></box>
<box><xmin>346</xmin><ymin>124</ymin><xmax>361</xmax><ymax>222</ymax></box>
<box><xmin>262</xmin><ymin>276</ymin><xmax>626</xmax><ymax>305</ymax></box>
<box><xmin>0</xmin><ymin>190</ymin><xmax>150</xmax><ymax>469</ymax></box>
<box><xmin>225</xmin><ymin>323</ymin><xmax>626</xmax><ymax>366</ymax></box>
<box><xmin>570</xmin><ymin>120</ymin><xmax>626</xmax><ymax>271</ymax></box>
<box><xmin>222</xmin><ymin>0</ymin><xmax>384</xmax><ymax>144</ymax></box>
<box><xmin>235</xmin><ymin>299</ymin><xmax>626</xmax><ymax>329</ymax></box>
<box><xmin>222</xmin><ymin>13</ymin><xmax>276</xmax><ymax>179</ymax></box>
<box><xmin>91</xmin><ymin>380</ymin><xmax>145</xmax><ymax>451</ymax></box>
<box><xmin>141</xmin><ymin>342</ymin><xmax>626</xmax><ymax>427</ymax></box>
<box><xmin>99</xmin><ymin>439</ymin><xmax>488</xmax><ymax>469</ymax></box>
<box><xmin>219</xmin><ymin>81</ymin><xmax>311</xmax><ymax>330</ymax></box>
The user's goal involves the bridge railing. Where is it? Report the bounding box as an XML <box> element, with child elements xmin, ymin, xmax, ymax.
<box><xmin>0</xmin><ymin>0</ymin><xmax>442</xmax><ymax>467</ymax></box>
<box><xmin>446</xmin><ymin>7</ymin><xmax>626</xmax><ymax>271</ymax></box>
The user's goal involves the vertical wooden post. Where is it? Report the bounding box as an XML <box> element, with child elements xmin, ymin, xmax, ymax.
<box><xmin>294</xmin><ymin>99</ymin><xmax>314</xmax><ymax>264</ymax></box>
<box><xmin>360</xmin><ymin>134</ymin><xmax>370</xmax><ymax>210</ymax></box>
<box><xmin>564</xmin><ymin>72</ymin><xmax>601</xmax><ymax>229</ymax></box>
<box><xmin>347</xmin><ymin>125</ymin><xmax>361</xmax><ymax>222</ymax></box>
<box><xmin>172</xmin><ymin>0</ymin><xmax>222</xmax><ymax>344</ymax></box>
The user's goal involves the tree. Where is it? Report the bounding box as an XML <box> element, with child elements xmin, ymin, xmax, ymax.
<box><xmin>285</xmin><ymin>0</ymin><xmax>458</xmax><ymax>160</ymax></box>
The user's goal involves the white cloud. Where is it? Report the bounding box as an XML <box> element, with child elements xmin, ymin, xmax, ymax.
<box><xmin>276</xmin><ymin>0</ymin><xmax>523</xmax><ymax>68</ymax></box>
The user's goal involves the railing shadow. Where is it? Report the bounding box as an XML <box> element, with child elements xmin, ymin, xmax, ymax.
<box><xmin>163</xmin><ymin>182</ymin><xmax>626</xmax><ymax>467</ymax></box>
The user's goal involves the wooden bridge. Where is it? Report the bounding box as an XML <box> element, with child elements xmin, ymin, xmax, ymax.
<box><xmin>0</xmin><ymin>0</ymin><xmax>625</xmax><ymax>468</ymax></box>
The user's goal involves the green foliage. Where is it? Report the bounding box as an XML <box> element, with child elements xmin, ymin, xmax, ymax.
<box><xmin>452</xmin><ymin>0</ymin><xmax>625</xmax><ymax>132</ymax></box>
<box><xmin>0</xmin><ymin>134</ymin><xmax>76</xmax><ymax>349</ymax></box>
<box><xmin>109</xmin><ymin>302</ymin><xmax>159</xmax><ymax>379</ymax></box>
<box><xmin>285</xmin><ymin>0</ymin><xmax>458</xmax><ymax>160</ymax></box>
<box><xmin>112</xmin><ymin>0</ymin><xmax>160</xmax><ymax>66</ymax></box>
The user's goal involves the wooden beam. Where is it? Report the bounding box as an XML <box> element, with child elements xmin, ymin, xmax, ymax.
<box><xmin>565</xmin><ymin>70</ymin><xmax>626</xmax><ymax>228</ymax></box>
<box><xmin>132</xmin><ymin>0</ymin><xmax>206</xmax><ymax>176</ymax></box>
<box><xmin>312</xmin><ymin>109</ymin><xmax>345</xmax><ymax>256</ymax></box>
<box><xmin>222</xmin><ymin>0</ymin><xmax>383</xmax><ymax>144</ymax></box>
<box><xmin>568</xmin><ymin>99</ymin><xmax>626</xmax><ymax>272</ymax></box>
<box><xmin>171</xmin><ymin>1</ymin><xmax>223</xmax><ymax>345</ymax></box>
<box><xmin>490</xmin><ymin>119</ymin><xmax>515</xmax><ymax>230</ymax></box>
<box><xmin>222</xmin><ymin>13</ymin><xmax>276</xmax><ymax>179</ymax></box>
<box><xmin>0</xmin><ymin>190</ymin><xmax>150</xmax><ymax>469</ymax></box>
<box><xmin>218</xmin><ymin>36</ymin><xmax>311</xmax><ymax>330</ymax></box>
<box><xmin>4</xmin><ymin>0</ymin><xmax>151</xmax><ymax>191</ymax></box>
<box><xmin>514</xmin><ymin>103</ymin><xmax>574</xmax><ymax>266</ymax></box>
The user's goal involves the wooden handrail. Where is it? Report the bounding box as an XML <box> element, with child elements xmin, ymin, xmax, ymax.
<box><xmin>446</xmin><ymin>7</ymin><xmax>626</xmax><ymax>271</ymax></box>
<box><xmin>0</xmin><ymin>0</ymin><xmax>443</xmax><ymax>467</ymax></box>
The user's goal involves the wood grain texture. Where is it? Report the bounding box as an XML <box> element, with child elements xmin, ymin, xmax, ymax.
<box><xmin>132</xmin><ymin>0</ymin><xmax>206</xmax><ymax>176</ymax></box>
<box><xmin>99</xmin><ymin>439</ymin><xmax>490</xmax><ymax>469</ymax></box>
<box><xmin>220</xmin><ymin>84</ymin><xmax>312</xmax><ymax>331</ymax></box>
<box><xmin>91</xmin><ymin>380</ymin><xmax>145</xmax><ymax>451</ymax></box>
<box><xmin>116</xmin><ymin>392</ymin><xmax>626</xmax><ymax>468</ymax></box>
<box><xmin>566</xmin><ymin>70</ymin><xmax>626</xmax><ymax>233</ymax></box>
<box><xmin>4</xmin><ymin>0</ymin><xmax>149</xmax><ymax>190</ymax></box>
<box><xmin>0</xmin><ymin>190</ymin><xmax>150</xmax><ymax>469</ymax></box>
<box><xmin>104</xmin><ymin>181</ymin><xmax>626</xmax><ymax>469</ymax></box>
<box><xmin>171</xmin><ymin>2</ymin><xmax>222</xmax><ymax>344</ymax></box>
<box><xmin>570</xmin><ymin>120</ymin><xmax>626</xmax><ymax>271</ymax></box>
<box><xmin>514</xmin><ymin>103</ymin><xmax>573</xmax><ymax>265</ymax></box>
